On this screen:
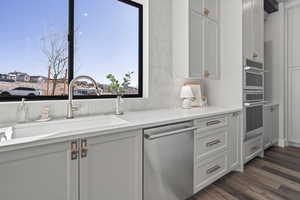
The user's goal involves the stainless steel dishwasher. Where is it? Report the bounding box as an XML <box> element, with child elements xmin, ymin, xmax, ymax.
<box><xmin>143</xmin><ymin>121</ymin><xmax>196</xmax><ymax>200</ymax></box>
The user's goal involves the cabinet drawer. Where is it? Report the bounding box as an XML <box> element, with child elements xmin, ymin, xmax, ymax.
<box><xmin>194</xmin><ymin>116</ymin><xmax>227</xmax><ymax>130</ymax></box>
<box><xmin>195</xmin><ymin>129</ymin><xmax>227</xmax><ymax>157</ymax></box>
<box><xmin>244</xmin><ymin>135</ymin><xmax>263</xmax><ymax>162</ymax></box>
<box><xmin>195</xmin><ymin>153</ymin><xmax>227</xmax><ymax>188</ymax></box>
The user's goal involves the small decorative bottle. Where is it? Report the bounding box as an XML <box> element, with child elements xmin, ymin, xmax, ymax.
<box><xmin>17</xmin><ymin>98</ymin><xmax>28</xmax><ymax>123</ymax></box>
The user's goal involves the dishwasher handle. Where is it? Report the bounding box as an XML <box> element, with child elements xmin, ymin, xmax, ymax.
<box><xmin>144</xmin><ymin>127</ymin><xmax>197</xmax><ymax>140</ymax></box>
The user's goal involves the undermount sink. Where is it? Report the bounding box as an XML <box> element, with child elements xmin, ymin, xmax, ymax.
<box><xmin>1</xmin><ymin>115</ymin><xmax>129</xmax><ymax>143</ymax></box>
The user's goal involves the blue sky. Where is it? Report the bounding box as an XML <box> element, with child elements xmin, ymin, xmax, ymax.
<box><xmin>0</xmin><ymin>0</ymin><xmax>139</xmax><ymax>87</ymax></box>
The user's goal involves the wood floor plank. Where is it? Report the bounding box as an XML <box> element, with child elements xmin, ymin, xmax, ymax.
<box><xmin>251</xmin><ymin>159</ymin><xmax>300</xmax><ymax>179</ymax></box>
<box><xmin>214</xmin><ymin>176</ymin><xmax>257</xmax><ymax>200</ymax></box>
<box><xmin>209</xmin><ymin>185</ymin><xmax>240</xmax><ymax>200</ymax></box>
<box><xmin>246</xmin><ymin>166</ymin><xmax>300</xmax><ymax>193</ymax></box>
<box><xmin>189</xmin><ymin>147</ymin><xmax>300</xmax><ymax>200</ymax></box>
<box><xmin>226</xmin><ymin>172</ymin><xmax>282</xmax><ymax>200</ymax></box>
<box><xmin>268</xmin><ymin>147</ymin><xmax>300</xmax><ymax>159</ymax></box>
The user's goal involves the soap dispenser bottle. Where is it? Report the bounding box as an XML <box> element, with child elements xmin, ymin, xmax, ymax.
<box><xmin>17</xmin><ymin>98</ymin><xmax>28</xmax><ymax>123</ymax></box>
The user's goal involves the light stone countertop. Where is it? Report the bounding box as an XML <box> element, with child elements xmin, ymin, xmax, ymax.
<box><xmin>0</xmin><ymin>106</ymin><xmax>242</xmax><ymax>153</ymax></box>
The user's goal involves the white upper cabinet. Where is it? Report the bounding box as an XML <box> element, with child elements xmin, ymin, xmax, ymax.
<box><xmin>287</xmin><ymin>6</ymin><xmax>300</xmax><ymax>67</ymax></box>
<box><xmin>203</xmin><ymin>0</ymin><xmax>219</xmax><ymax>22</ymax></box>
<box><xmin>204</xmin><ymin>18</ymin><xmax>219</xmax><ymax>79</ymax></box>
<box><xmin>243</xmin><ymin>0</ymin><xmax>254</xmax><ymax>62</ymax></box>
<box><xmin>243</xmin><ymin>0</ymin><xmax>264</xmax><ymax>64</ymax></box>
<box><xmin>253</xmin><ymin>0</ymin><xmax>264</xmax><ymax>63</ymax></box>
<box><xmin>173</xmin><ymin>0</ymin><xmax>220</xmax><ymax>80</ymax></box>
<box><xmin>190</xmin><ymin>0</ymin><xmax>203</xmax><ymax>14</ymax></box>
<box><xmin>190</xmin><ymin>0</ymin><xmax>219</xmax><ymax>22</ymax></box>
<box><xmin>190</xmin><ymin>10</ymin><xmax>204</xmax><ymax>78</ymax></box>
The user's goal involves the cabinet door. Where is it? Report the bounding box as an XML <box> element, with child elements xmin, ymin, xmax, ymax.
<box><xmin>80</xmin><ymin>130</ymin><xmax>142</xmax><ymax>200</ymax></box>
<box><xmin>228</xmin><ymin>113</ymin><xmax>240</xmax><ymax>169</ymax></box>
<box><xmin>287</xmin><ymin>5</ymin><xmax>300</xmax><ymax>67</ymax></box>
<box><xmin>263</xmin><ymin>106</ymin><xmax>273</xmax><ymax>148</ymax></box>
<box><xmin>204</xmin><ymin>18</ymin><xmax>219</xmax><ymax>79</ymax></box>
<box><xmin>203</xmin><ymin>0</ymin><xmax>219</xmax><ymax>21</ymax></box>
<box><xmin>190</xmin><ymin>10</ymin><xmax>204</xmax><ymax>78</ymax></box>
<box><xmin>190</xmin><ymin>0</ymin><xmax>203</xmax><ymax>14</ymax></box>
<box><xmin>243</xmin><ymin>0</ymin><xmax>254</xmax><ymax>62</ymax></box>
<box><xmin>252</xmin><ymin>0</ymin><xmax>264</xmax><ymax>63</ymax></box>
<box><xmin>272</xmin><ymin>106</ymin><xmax>279</xmax><ymax>144</ymax></box>
<box><xmin>0</xmin><ymin>142</ymin><xmax>78</xmax><ymax>200</ymax></box>
<box><xmin>288</xmin><ymin>67</ymin><xmax>300</xmax><ymax>144</ymax></box>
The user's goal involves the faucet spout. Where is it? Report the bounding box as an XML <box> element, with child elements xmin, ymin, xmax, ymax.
<box><xmin>67</xmin><ymin>75</ymin><xmax>102</xmax><ymax>119</ymax></box>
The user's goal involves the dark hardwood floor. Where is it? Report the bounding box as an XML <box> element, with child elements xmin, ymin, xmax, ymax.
<box><xmin>190</xmin><ymin>146</ymin><xmax>300</xmax><ymax>200</ymax></box>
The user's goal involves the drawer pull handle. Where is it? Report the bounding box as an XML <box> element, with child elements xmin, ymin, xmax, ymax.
<box><xmin>206</xmin><ymin>120</ymin><xmax>222</xmax><ymax>126</ymax></box>
<box><xmin>206</xmin><ymin>165</ymin><xmax>221</xmax><ymax>174</ymax></box>
<box><xmin>206</xmin><ymin>139</ymin><xmax>221</xmax><ymax>147</ymax></box>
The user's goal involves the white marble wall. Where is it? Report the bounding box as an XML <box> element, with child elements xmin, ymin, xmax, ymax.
<box><xmin>0</xmin><ymin>0</ymin><xmax>178</xmax><ymax>124</ymax></box>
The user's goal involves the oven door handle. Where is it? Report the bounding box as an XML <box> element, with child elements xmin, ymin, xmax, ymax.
<box><xmin>244</xmin><ymin>66</ymin><xmax>265</xmax><ymax>73</ymax></box>
<box><xmin>244</xmin><ymin>102</ymin><xmax>266</xmax><ymax>107</ymax></box>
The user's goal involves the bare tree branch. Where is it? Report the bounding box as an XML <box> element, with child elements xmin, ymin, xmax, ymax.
<box><xmin>41</xmin><ymin>33</ymin><xmax>68</xmax><ymax>95</ymax></box>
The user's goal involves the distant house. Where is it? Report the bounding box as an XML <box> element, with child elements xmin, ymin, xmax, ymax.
<box><xmin>0</xmin><ymin>73</ymin><xmax>14</xmax><ymax>82</ymax></box>
<box><xmin>30</xmin><ymin>76</ymin><xmax>48</xmax><ymax>83</ymax></box>
<box><xmin>0</xmin><ymin>73</ymin><xmax>9</xmax><ymax>80</ymax></box>
<box><xmin>8</xmin><ymin>71</ymin><xmax>30</xmax><ymax>82</ymax></box>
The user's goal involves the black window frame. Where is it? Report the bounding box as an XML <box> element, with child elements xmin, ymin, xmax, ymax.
<box><xmin>1</xmin><ymin>0</ymin><xmax>143</xmax><ymax>102</ymax></box>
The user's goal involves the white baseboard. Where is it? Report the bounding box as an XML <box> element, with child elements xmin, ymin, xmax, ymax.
<box><xmin>277</xmin><ymin>139</ymin><xmax>287</xmax><ymax>147</ymax></box>
<box><xmin>288</xmin><ymin>141</ymin><xmax>300</xmax><ymax>148</ymax></box>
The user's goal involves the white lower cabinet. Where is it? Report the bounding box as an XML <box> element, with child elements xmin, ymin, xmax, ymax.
<box><xmin>228</xmin><ymin>112</ymin><xmax>240</xmax><ymax>169</ymax></box>
<box><xmin>0</xmin><ymin>130</ymin><xmax>142</xmax><ymax>200</ymax></box>
<box><xmin>193</xmin><ymin>113</ymin><xmax>240</xmax><ymax>193</ymax></box>
<box><xmin>0</xmin><ymin>142</ymin><xmax>78</xmax><ymax>200</ymax></box>
<box><xmin>80</xmin><ymin>130</ymin><xmax>142</xmax><ymax>200</ymax></box>
<box><xmin>0</xmin><ymin>114</ymin><xmax>241</xmax><ymax>200</ymax></box>
<box><xmin>264</xmin><ymin>105</ymin><xmax>279</xmax><ymax>149</ymax></box>
<box><xmin>244</xmin><ymin>135</ymin><xmax>263</xmax><ymax>163</ymax></box>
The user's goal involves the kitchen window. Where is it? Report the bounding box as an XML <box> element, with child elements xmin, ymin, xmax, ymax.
<box><xmin>0</xmin><ymin>0</ymin><xmax>143</xmax><ymax>101</ymax></box>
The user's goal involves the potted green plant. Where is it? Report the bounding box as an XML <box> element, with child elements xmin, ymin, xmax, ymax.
<box><xmin>106</xmin><ymin>72</ymin><xmax>133</xmax><ymax>115</ymax></box>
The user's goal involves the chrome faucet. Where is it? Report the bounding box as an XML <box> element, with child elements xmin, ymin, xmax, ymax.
<box><xmin>67</xmin><ymin>75</ymin><xmax>102</xmax><ymax>119</ymax></box>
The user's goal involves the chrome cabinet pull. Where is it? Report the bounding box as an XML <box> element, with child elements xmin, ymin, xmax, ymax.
<box><xmin>206</xmin><ymin>139</ymin><xmax>221</xmax><ymax>147</ymax></box>
<box><xmin>81</xmin><ymin>139</ymin><xmax>88</xmax><ymax>158</ymax></box>
<box><xmin>206</xmin><ymin>120</ymin><xmax>222</xmax><ymax>126</ymax></box>
<box><xmin>144</xmin><ymin>127</ymin><xmax>197</xmax><ymax>140</ymax></box>
<box><xmin>206</xmin><ymin>165</ymin><xmax>221</xmax><ymax>174</ymax></box>
<box><xmin>71</xmin><ymin>141</ymin><xmax>79</xmax><ymax>160</ymax></box>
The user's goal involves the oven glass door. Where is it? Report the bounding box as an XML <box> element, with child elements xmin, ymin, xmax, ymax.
<box><xmin>244</xmin><ymin>91</ymin><xmax>264</xmax><ymax>102</ymax></box>
<box><xmin>245</xmin><ymin>104</ymin><xmax>263</xmax><ymax>137</ymax></box>
<box><xmin>245</xmin><ymin>59</ymin><xmax>264</xmax><ymax>70</ymax></box>
<box><xmin>245</xmin><ymin>71</ymin><xmax>264</xmax><ymax>90</ymax></box>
